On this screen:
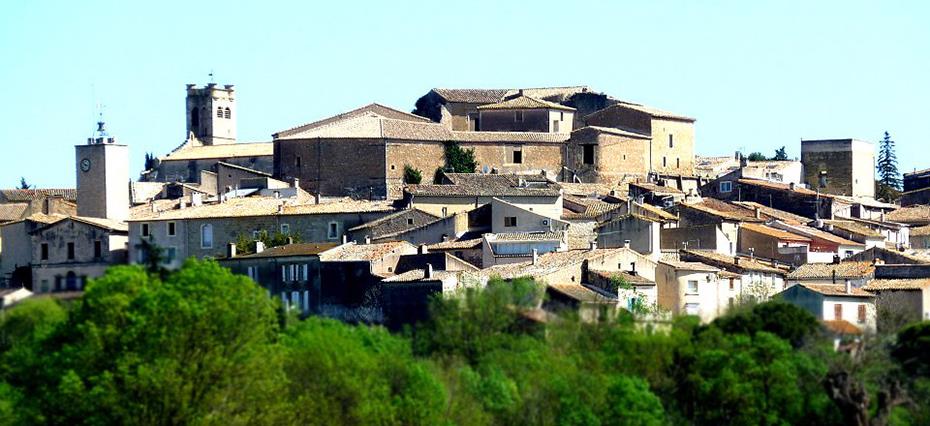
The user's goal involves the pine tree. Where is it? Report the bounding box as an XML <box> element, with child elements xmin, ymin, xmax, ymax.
<box><xmin>876</xmin><ymin>131</ymin><xmax>901</xmax><ymax>201</ymax></box>
<box><xmin>18</xmin><ymin>177</ymin><xmax>30</xmax><ymax>190</ymax></box>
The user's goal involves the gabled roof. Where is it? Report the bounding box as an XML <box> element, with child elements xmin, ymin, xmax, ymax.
<box><xmin>740</xmin><ymin>223</ymin><xmax>811</xmax><ymax>242</ymax></box>
<box><xmin>482</xmin><ymin>247</ymin><xmax>643</xmax><ymax>280</ymax></box>
<box><xmin>736</xmin><ymin>178</ymin><xmax>835</xmax><ymax>198</ymax></box>
<box><xmin>583</xmin><ymin>102</ymin><xmax>695</xmax><ymax>123</ymax></box>
<box><xmin>823</xmin><ymin>320</ymin><xmax>864</xmax><ymax>335</ymax></box>
<box><xmin>273</xmin><ymin>103</ymin><xmax>431</xmax><ymax>139</ymax></box>
<box><xmin>732</xmin><ymin>201</ymin><xmax>812</xmax><ymax>225</ymax></box>
<box><xmin>488</xmin><ymin>231</ymin><xmax>564</xmax><ymax>242</ymax></box>
<box><xmin>886</xmin><ymin>205</ymin><xmax>930</xmax><ymax>225</ymax></box>
<box><xmin>797</xmin><ymin>283</ymin><xmax>874</xmax><ymax>298</ymax></box>
<box><xmin>0</xmin><ymin>188</ymin><xmax>77</xmax><ymax>202</ymax></box>
<box><xmin>787</xmin><ymin>261</ymin><xmax>875</xmax><ymax>280</ymax></box>
<box><xmin>407</xmin><ymin>173</ymin><xmax>561</xmax><ymax>198</ymax></box>
<box><xmin>382</xmin><ymin>269</ymin><xmax>460</xmax><ymax>283</ymax></box>
<box><xmin>659</xmin><ymin>258</ymin><xmax>720</xmax><ymax>272</ymax></box>
<box><xmin>821</xmin><ymin>220</ymin><xmax>884</xmax><ymax>239</ymax></box>
<box><xmin>477</xmin><ymin>95</ymin><xmax>575</xmax><ymax>111</ymax></box>
<box><xmin>427</xmin><ymin>238</ymin><xmax>483</xmax><ymax>250</ymax></box>
<box><xmin>681</xmin><ymin>198</ymin><xmax>763</xmax><ymax>222</ymax></box>
<box><xmin>680</xmin><ymin>249</ymin><xmax>786</xmax><ymax>275</ymax></box>
<box><xmin>34</xmin><ymin>216</ymin><xmax>128</xmax><ymax>234</ymax></box>
<box><xmin>864</xmin><ymin>278</ymin><xmax>930</xmax><ymax>291</ymax></box>
<box><xmin>347</xmin><ymin>208</ymin><xmax>442</xmax><ymax>240</ymax></box>
<box><xmin>770</xmin><ymin>223</ymin><xmax>862</xmax><ymax>246</ymax></box>
<box><xmin>572</xmin><ymin>126</ymin><xmax>652</xmax><ymax>139</ymax></box>
<box><xmin>235</xmin><ymin>243</ymin><xmax>339</xmax><ymax>259</ymax></box>
<box><xmin>0</xmin><ymin>203</ymin><xmax>28</xmax><ymax>222</ymax></box>
<box><xmin>319</xmin><ymin>241</ymin><xmax>415</xmax><ymax>262</ymax></box>
<box><xmin>547</xmin><ymin>283</ymin><xmax>616</xmax><ymax>303</ymax></box>
<box><xmin>588</xmin><ymin>269</ymin><xmax>655</xmax><ymax>286</ymax></box>
<box><xmin>562</xmin><ymin>195</ymin><xmax>624</xmax><ymax>220</ymax></box>
<box><xmin>129</xmin><ymin>197</ymin><xmax>394</xmax><ymax>221</ymax></box>
<box><xmin>160</xmin><ymin>142</ymin><xmax>273</xmax><ymax>161</ymax></box>
<box><xmin>630</xmin><ymin>181</ymin><xmax>685</xmax><ymax>195</ymax></box>
<box><xmin>217</xmin><ymin>161</ymin><xmax>273</xmax><ymax>177</ymax></box>
<box><xmin>431</xmin><ymin>88</ymin><xmax>509</xmax><ymax>104</ymax></box>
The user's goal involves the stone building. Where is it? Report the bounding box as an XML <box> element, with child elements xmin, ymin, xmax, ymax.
<box><xmin>405</xmin><ymin>173</ymin><xmax>563</xmax><ymax>218</ymax></box>
<box><xmin>778</xmin><ymin>282</ymin><xmax>876</xmax><ymax>333</ymax></box>
<box><xmin>476</xmin><ymin>94</ymin><xmax>575</xmax><ymax>133</ymax></box>
<box><xmin>29</xmin><ymin>217</ymin><xmax>128</xmax><ymax>293</ymax></box>
<box><xmin>412</xmin><ymin>87</ymin><xmax>589</xmax><ymax>131</ymax></box>
<box><xmin>186</xmin><ymin>83</ymin><xmax>236</xmax><ymax>145</ymax></box>
<box><xmin>800</xmin><ymin>139</ymin><xmax>875</xmax><ymax>198</ymax></box>
<box><xmin>656</xmin><ymin>258</ymin><xmax>730</xmax><ymax>323</ymax></box>
<box><xmin>564</xmin><ymin>126</ymin><xmax>652</xmax><ymax>184</ymax></box>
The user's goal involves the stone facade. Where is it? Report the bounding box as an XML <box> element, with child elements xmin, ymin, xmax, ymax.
<box><xmin>186</xmin><ymin>83</ymin><xmax>236</xmax><ymax>145</ymax></box>
<box><xmin>564</xmin><ymin>128</ymin><xmax>650</xmax><ymax>183</ymax></box>
<box><xmin>76</xmin><ymin>141</ymin><xmax>129</xmax><ymax>222</ymax></box>
<box><xmin>801</xmin><ymin>139</ymin><xmax>875</xmax><ymax>198</ymax></box>
<box><xmin>29</xmin><ymin>218</ymin><xmax>128</xmax><ymax>293</ymax></box>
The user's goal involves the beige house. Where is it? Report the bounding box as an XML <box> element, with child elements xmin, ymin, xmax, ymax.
<box><xmin>656</xmin><ymin>258</ymin><xmax>730</xmax><ymax>323</ymax></box>
<box><xmin>27</xmin><ymin>216</ymin><xmax>127</xmax><ymax>293</ymax></box>
<box><xmin>405</xmin><ymin>173</ymin><xmax>563</xmax><ymax>218</ymax></box>
<box><xmin>476</xmin><ymin>94</ymin><xmax>575</xmax><ymax>133</ymax></box>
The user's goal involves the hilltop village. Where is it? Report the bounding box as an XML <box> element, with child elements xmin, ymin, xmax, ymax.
<box><xmin>3</xmin><ymin>83</ymin><xmax>930</xmax><ymax>334</ymax></box>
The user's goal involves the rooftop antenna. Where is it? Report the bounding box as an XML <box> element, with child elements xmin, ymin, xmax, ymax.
<box><xmin>209</xmin><ymin>70</ymin><xmax>215</xmax><ymax>83</ymax></box>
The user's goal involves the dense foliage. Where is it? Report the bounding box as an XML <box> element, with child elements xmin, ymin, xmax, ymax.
<box><xmin>403</xmin><ymin>164</ymin><xmax>423</xmax><ymax>185</ymax></box>
<box><xmin>1</xmin><ymin>262</ymin><xmax>927</xmax><ymax>425</ymax></box>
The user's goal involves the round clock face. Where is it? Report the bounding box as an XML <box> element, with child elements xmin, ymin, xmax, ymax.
<box><xmin>80</xmin><ymin>158</ymin><xmax>91</xmax><ymax>172</ymax></box>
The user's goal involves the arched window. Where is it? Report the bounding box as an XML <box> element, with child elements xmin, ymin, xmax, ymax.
<box><xmin>65</xmin><ymin>271</ymin><xmax>78</xmax><ymax>291</ymax></box>
<box><xmin>216</xmin><ymin>106</ymin><xmax>223</xmax><ymax>118</ymax></box>
<box><xmin>201</xmin><ymin>224</ymin><xmax>214</xmax><ymax>248</ymax></box>
<box><xmin>224</xmin><ymin>107</ymin><xmax>231</xmax><ymax>119</ymax></box>
<box><xmin>191</xmin><ymin>108</ymin><xmax>200</xmax><ymax>127</ymax></box>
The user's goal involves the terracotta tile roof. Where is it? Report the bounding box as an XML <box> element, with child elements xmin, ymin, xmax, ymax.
<box><xmin>732</xmin><ymin>201</ymin><xmax>812</xmax><ymax>225</ymax></box>
<box><xmin>573</xmin><ymin>126</ymin><xmax>651</xmax><ymax>139</ymax></box>
<box><xmin>160</xmin><ymin>142</ymin><xmax>273</xmax><ymax>161</ymax></box>
<box><xmin>823</xmin><ymin>220</ymin><xmax>884</xmax><ymax>238</ymax></box>
<box><xmin>659</xmin><ymin>258</ymin><xmax>720</xmax><ymax>272</ymax></box>
<box><xmin>680</xmin><ymin>249</ymin><xmax>786</xmax><ymax>274</ymax></box>
<box><xmin>864</xmin><ymin>278</ymin><xmax>930</xmax><ymax>291</ymax></box>
<box><xmin>633</xmin><ymin>202</ymin><xmax>678</xmax><ymax>222</ymax></box>
<box><xmin>407</xmin><ymin>173</ymin><xmax>561</xmax><ymax>197</ymax></box>
<box><xmin>274</xmin><ymin>103</ymin><xmax>431</xmax><ymax>139</ymax></box>
<box><xmin>559</xmin><ymin>182</ymin><xmax>626</xmax><ymax>197</ymax></box>
<box><xmin>583</xmin><ymin>102</ymin><xmax>695</xmax><ymax>124</ymax></box>
<box><xmin>0</xmin><ymin>203</ymin><xmax>28</xmax><ymax>222</ymax></box>
<box><xmin>910</xmin><ymin>224</ymin><xmax>930</xmax><ymax>237</ymax></box>
<box><xmin>69</xmin><ymin>216</ymin><xmax>128</xmax><ymax>232</ymax></box>
<box><xmin>773</xmin><ymin>223</ymin><xmax>863</xmax><ymax>246</ymax></box>
<box><xmin>236</xmin><ymin>243</ymin><xmax>339</xmax><ymax>259</ymax></box>
<box><xmin>432</xmin><ymin>88</ymin><xmax>509</xmax><ymax>104</ymax></box>
<box><xmin>129</xmin><ymin>197</ymin><xmax>394</xmax><ymax>221</ymax></box>
<box><xmin>449</xmin><ymin>130</ymin><xmax>570</xmax><ymax>143</ymax></box>
<box><xmin>482</xmin><ymin>248</ymin><xmax>640</xmax><ymax>280</ymax></box>
<box><xmin>382</xmin><ymin>269</ymin><xmax>460</xmax><ymax>283</ymax></box>
<box><xmin>682</xmin><ymin>198</ymin><xmax>763</xmax><ymax>222</ymax></box>
<box><xmin>513</xmin><ymin>86</ymin><xmax>590</xmax><ymax>102</ymax></box>
<box><xmin>630</xmin><ymin>182</ymin><xmax>685</xmax><ymax>195</ymax></box>
<box><xmin>589</xmin><ymin>269</ymin><xmax>655</xmax><ymax>286</ymax></box>
<box><xmin>427</xmin><ymin>238</ymin><xmax>483</xmax><ymax>250</ymax></box>
<box><xmin>787</xmin><ymin>261</ymin><xmax>875</xmax><ymax>280</ymax></box>
<box><xmin>823</xmin><ymin>320</ymin><xmax>864</xmax><ymax>335</ymax></box>
<box><xmin>319</xmin><ymin>241</ymin><xmax>415</xmax><ymax>262</ymax></box>
<box><xmin>736</xmin><ymin>178</ymin><xmax>840</xmax><ymax>200</ymax></box>
<box><xmin>741</xmin><ymin>223</ymin><xmax>812</xmax><ymax>242</ymax></box>
<box><xmin>694</xmin><ymin>156</ymin><xmax>740</xmax><ymax>178</ymax></box>
<box><xmin>477</xmin><ymin>95</ymin><xmax>575</xmax><ymax>112</ymax></box>
<box><xmin>798</xmin><ymin>283</ymin><xmax>874</xmax><ymax>297</ymax></box>
<box><xmin>5</xmin><ymin>213</ymin><xmax>68</xmax><ymax>226</ymax></box>
<box><xmin>0</xmin><ymin>188</ymin><xmax>76</xmax><ymax>202</ymax></box>
<box><xmin>562</xmin><ymin>195</ymin><xmax>624</xmax><ymax>220</ymax></box>
<box><xmin>548</xmin><ymin>283</ymin><xmax>616</xmax><ymax>303</ymax></box>
<box><xmin>348</xmin><ymin>208</ymin><xmax>440</xmax><ymax>238</ymax></box>
<box><xmin>489</xmin><ymin>231</ymin><xmax>564</xmax><ymax>242</ymax></box>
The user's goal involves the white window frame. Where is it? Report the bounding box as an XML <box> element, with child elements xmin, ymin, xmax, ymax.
<box><xmin>686</xmin><ymin>280</ymin><xmax>699</xmax><ymax>295</ymax></box>
<box><xmin>200</xmin><ymin>224</ymin><xmax>214</xmax><ymax>249</ymax></box>
<box><xmin>719</xmin><ymin>181</ymin><xmax>733</xmax><ymax>193</ymax></box>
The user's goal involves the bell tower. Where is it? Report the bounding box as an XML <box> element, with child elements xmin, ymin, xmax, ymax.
<box><xmin>75</xmin><ymin>119</ymin><xmax>129</xmax><ymax>221</ymax></box>
<box><xmin>186</xmin><ymin>83</ymin><xmax>237</xmax><ymax>145</ymax></box>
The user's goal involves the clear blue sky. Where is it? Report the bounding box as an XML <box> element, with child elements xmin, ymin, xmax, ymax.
<box><xmin>1</xmin><ymin>1</ymin><xmax>927</xmax><ymax>188</ymax></box>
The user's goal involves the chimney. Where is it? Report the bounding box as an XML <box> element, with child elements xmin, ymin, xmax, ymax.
<box><xmin>314</xmin><ymin>193</ymin><xmax>321</xmax><ymax>204</ymax></box>
<box><xmin>789</xmin><ymin>182</ymin><xmax>796</xmax><ymax>191</ymax></box>
<box><xmin>191</xmin><ymin>192</ymin><xmax>203</xmax><ymax>206</ymax></box>
<box><xmin>419</xmin><ymin>244</ymin><xmax>429</xmax><ymax>255</ymax></box>
<box><xmin>845</xmin><ymin>279</ymin><xmax>852</xmax><ymax>294</ymax></box>
<box><xmin>425</xmin><ymin>263</ymin><xmax>433</xmax><ymax>279</ymax></box>
<box><xmin>754</xmin><ymin>207</ymin><xmax>761</xmax><ymax>219</ymax></box>
<box><xmin>735</xmin><ymin>257</ymin><xmax>741</xmax><ymax>266</ymax></box>
<box><xmin>341</xmin><ymin>235</ymin><xmax>348</xmax><ymax>244</ymax></box>
<box><xmin>151</xmin><ymin>203</ymin><xmax>158</xmax><ymax>213</ymax></box>
<box><xmin>179</xmin><ymin>200</ymin><xmax>187</xmax><ymax>209</ymax></box>
<box><xmin>365</xmin><ymin>236</ymin><xmax>371</xmax><ymax>245</ymax></box>
<box><xmin>832</xmin><ymin>270</ymin><xmax>837</xmax><ymax>284</ymax></box>
<box><xmin>277</xmin><ymin>203</ymin><xmax>285</xmax><ymax>214</ymax></box>
<box><xmin>532</xmin><ymin>249</ymin><xmax>538</xmax><ymax>265</ymax></box>
<box><xmin>255</xmin><ymin>241</ymin><xmax>265</xmax><ymax>254</ymax></box>
<box><xmin>286</xmin><ymin>237</ymin><xmax>294</xmax><ymax>245</ymax></box>
<box><xmin>749</xmin><ymin>247</ymin><xmax>755</xmax><ymax>260</ymax></box>
<box><xmin>832</xmin><ymin>254</ymin><xmax>841</xmax><ymax>264</ymax></box>
<box><xmin>623</xmin><ymin>239</ymin><xmax>631</xmax><ymax>249</ymax></box>
<box><xmin>872</xmin><ymin>258</ymin><xmax>884</xmax><ymax>266</ymax></box>
<box><xmin>589</xmin><ymin>241</ymin><xmax>597</xmax><ymax>251</ymax></box>
<box><xmin>227</xmin><ymin>243</ymin><xmax>237</xmax><ymax>258</ymax></box>
<box><xmin>292</xmin><ymin>178</ymin><xmax>300</xmax><ymax>189</ymax></box>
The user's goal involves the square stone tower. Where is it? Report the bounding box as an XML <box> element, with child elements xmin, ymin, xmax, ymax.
<box><xmin>801</xmin><ymin>138</ymin><xmax>875</xmax><ymax>198</ymax></box>
<box><xmin>76</xmin><ymin>121</ymin><xmax>129</xmax><ymax>221</ymax></box>
<box><xmin>186</xmin><ymin>83</ymin><xmax>236</xmax><ymax>145</ymax></box>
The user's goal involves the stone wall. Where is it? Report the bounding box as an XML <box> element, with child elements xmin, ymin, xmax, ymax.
<box><xmin>801</xmin><ymin>139</ymin><xmax>875</xmax><ymax>198</ymax></box>
<box><xmin>155</xmin><ymin>156</ymin><xmax>273</xmax><ymax>183</ymax></box>
<box><xmin>275</xmin><ymin>138</ymin><xmax>388</xmax><ymax>198</ymax></box>
<box><xmin>565</xmin><ymin>130</ymin><xmax>649</xmax><ymax>183</ymax></box>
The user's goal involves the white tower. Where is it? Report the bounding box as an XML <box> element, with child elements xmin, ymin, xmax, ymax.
<box><xmin>75</xmin><ymin>119</ymin><xmax>129</xmax><ymax>221</ymax></box>
<box><xmin>186</xmin><ymin>83</ymin><xmax>237</xmax><ymax>145</ymax></box>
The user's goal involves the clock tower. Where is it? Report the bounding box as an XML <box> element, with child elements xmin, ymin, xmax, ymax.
<box><xmin>75</xmin><ymin>120</ymin><xmax>129</xmax><ymax>221</ymax></box>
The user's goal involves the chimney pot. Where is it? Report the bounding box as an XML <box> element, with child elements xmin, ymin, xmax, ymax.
<box><xmin>255</xmin><ymin>241</ymin><xmax>265</xmax><ymax>253</ymax></box>
<box><xmin>589</xmin><ymin>241</ymin><xmax>597</xmax><ymax>251</ymax></box>
<box><xmin>532</xmin><ymin>248</ymin><xmax>539</xmax><ymax>265</ymax></box>
<box><xmin>623</xmin><ymin>239</ymin><xmax>631</xmax><ymax>249</ymax></box>
<box><xmin>341</xmin><ymin>235</ymin><xmax>348</xmax><ymax>244</ymax></box>
<box><xmin>845</xmin><ymin>279</ymin><xmax>852</xmax><ymax>294</ymax></box>
<box><xmin>365</xmin><ymin>236</ymin><xmax>371</xmax><ymax>245</ymax></box>
<box><xmin>419</xmin><ymin>244</ymin><xmax>428</xmax><ymax>255</ymax></box>
<box><xmin>754</xmin><ymin>207</ymin><xmax>761</xmax><ymax>219</ymax></box>
<box><xmin>227</xmin><ymin>243</ymin><xmax>237</xmax><ymax>258</ymax></box>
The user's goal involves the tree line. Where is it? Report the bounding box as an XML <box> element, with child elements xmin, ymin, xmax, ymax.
<box><xmin>0</xmin><ymin>260</ymin><xmax>928</xmax><ymax>425</ymax></box>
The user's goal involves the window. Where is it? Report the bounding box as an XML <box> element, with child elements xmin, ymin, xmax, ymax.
<box><xmin>676</xmin><ymin>158</ymin><xmax>680</xmax><ymax>168</ymax></box>
<box><xmin>224</xmin><ymin>107</ymin><xmax>231</xmax><ymax>119</ymax></box>
<box><xmin>686</xmin><ymin>280</ymin><xmax>699</xmax><ymax>294</ymax></box>
<box><xmin>141</xmin><ymin>223</ymin><xmax>150</xmax><ymax>237</ymax></box>
<box><xmin>296</xmin><ymin>156</ymin><xmax>301</xmax><ymax>168</ymax></box>
<box><xmin>552</xmin><ymin>120</ymin><xmax>560</xmax><ymax>132</ymax></box>
<box><xmin>514</xmin><ymin>111</ymin><xmax>524</xmax><ymax>122</ymax></box>
<box><xmin>467</xmin><ymin>113</ymin><xmax>479</xmax><ymax>131</ymax></box>
<box><xmin>247</xmin><ymin>266</ymin><xmax>257</xmax><ymax>281</ymax></box>
<box><xmin>167</xmin><ymin>222</ymin><xmax>176</xmax><ymax>236</ymax></box>
<box><xmin>729</xmin><ymin>278</ymin><xmax>735</xmax><ymax>290</ymax></box>
<box><xmin>303</xmin><ymin>290</ymin><xmax>310</xmax><ymax>312</ymax></box>
<box><xmin>406</xmin><ymin>218</ymin><xmax>414</xmax><ymax>225</ymax></box>
<box><xmin>441</xmin><ymin>207</ymin><xmax>448</xmax><ymax>217</ymax></box>
<box><xmin>252</xmin><ymin>230</ymin><xmax>262</xmax><ymax>239</ymax></box>
<box><xmin>583</xmin><ymin>145</ymin><xmax>595</xmax><ymax>165</ymax></box>
<box><xmin>685</xmin><ymin>303</ymin><xmax>700</xmax><ymax>315</ymax></box>
<box><xmin>511</xmin><ymin>146</ymin><xmax>523</xmax><ymax>164</ymax></box>
<box><xmin>857</xmin><ymin>304</ymin><xmax>866</xmax><ymax>323</ymax></box>
<box><xmin>719</xmin><ymin>181</ymin><xmax>733</xmax><ymax>193</ymax></box>
<box><xmin>669</xmin><ymin>134</ymin><xmax>674</xmax><ymax>148</ymax></box>
<box><xmin>216</xmin><ymin>106</ymin><xmax>223</xmax><ymax>118</ymax></box>
<box><xmin>834</xmin><ymin>304</ymin><xmax>843</xmax><ymax>320</ymax></box>
<box><xmin>94</xmin><ymin>241</ymin><xmax>102</xmax><ymax>258</ymax></box>
<box><xmin>291</xmin><ymin>291</ymin><xmax>300</xmax><ymax>311</ymax></box>
<box><xmin>504</xmin><ymin>216</ymin><xmax>517</xmax><ymax>227</ymax></box>
<box><xmin>201</xmin><ymin>224</ymin><xmax>214</xmax><ymax>249</ymax></box>
<box><xmin>41</xmin><ymin>243</ymin><xmax>49</xmax><ymax>260</ymax></box>
<box><xmin>844</xmin><ymin>250</ymin><xmax>854</xmax><ymax>258</ymax></box>
<box><xmin>280</xmin><ymin>224</ymin><xmax>290</xmax><ymax>235</ymax></box>
<box><xmin>327</xmin><ymin>222</ymin><xmax>339</xmax><ymax>240</ymax></box>
<box><xmin>165</xmin><ymin>247</ymin><xmax>177</xmax><ymax>263</ymax></box>
<box><xmin>662</xmin><ymin>157</ymin><xmax>667</xmax><ymax>167</ymax></box>
<box><xmin>67</xmin><ymin>242</ymin><xmax>75</xmax><ymax>260</ymax></box>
